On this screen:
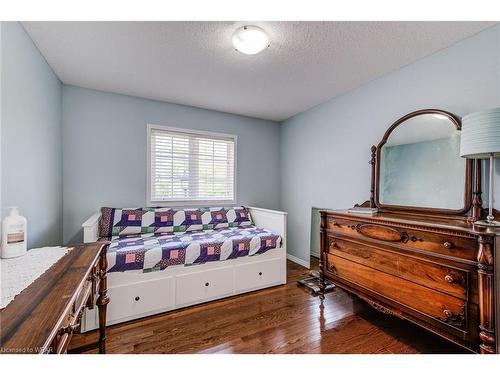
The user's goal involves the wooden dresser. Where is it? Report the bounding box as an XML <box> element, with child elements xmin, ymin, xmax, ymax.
<box><xmin>319</xmin><ymin>210</ymin><xmax>497</xmax><ymax>353</ymax></box>
<box><xmin>318</xmin><ymin>109</ymin><xmax>498</xmax><ymax>354</ymax></box>
<box><xmin>0</xmin><ymin>243</ymin><xmax>109</xmax><ymax>354</ymax></box>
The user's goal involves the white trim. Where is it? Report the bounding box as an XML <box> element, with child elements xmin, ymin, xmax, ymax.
<box><xmin>148</xmin><ymin>198</ymin><xmax>237</xmax><ymax>207</ymax></box>
<box><xmin>286</xmin><ymin>253</ymin><xmax>310</xmax><ymax>269</ymax></box>
<box><xmin>82</xmin><ymin>212</ymin><xmax>101</xmax><ymax>228</ymax></box>
<box><xmin>146</xmin><ymin>123</ymin><xmax>238</xmax><ymax>207</ymax></box>
<box><xmin>246</xmin><ymin>206</ymin><xmax>287</xmax><ymax>216</ymax></box>
<box><xmin>82</xmin><ymin>212</ymin><xmax>101</xmax><ymax>243</ymax></box>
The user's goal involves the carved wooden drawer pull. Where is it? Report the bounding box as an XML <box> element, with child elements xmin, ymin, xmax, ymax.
<box><xmin>444</xmin><ymin>274</ymin><xmax>455</xmax><ymax>283</ymax></box>
<box><xmin>329</xmin><ymin>240</ymin><xmax>338</xmax><ymax>248</ymax></box>
<box><xmin>440</xmin><ymin>306</ymin><xmax>465</xmax><ymax>328</ymax></box>
<box><xmin>58</xmin><ymin>306</ymin><xmax>84</xmax><ymax>336</ymax></box>
<box><xmin>58</xmin><ymin>322</ymin><xmax>80</xmax><ymax>336</ymax></box>
<box><xmin>443</xmin><ymin>241</ymin><xmax>454</xmax><ymax>249</ymax></box>
<box><xmin>327</xmin><ymin>264</ymin><xmax>337</xmax><ymax>274</ymax></box>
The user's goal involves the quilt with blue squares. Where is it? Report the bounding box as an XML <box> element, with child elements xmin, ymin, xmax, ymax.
<box><xmin>106</xmin><ymin>225</ymin><xmax>282</xmax><ymax>273</ymax></box>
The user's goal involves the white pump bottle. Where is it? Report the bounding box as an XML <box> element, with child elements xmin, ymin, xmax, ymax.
<box><xmin>1</xmin><ymin>207</ymin><xmax>28</xmax><ymax>258</ymax></box>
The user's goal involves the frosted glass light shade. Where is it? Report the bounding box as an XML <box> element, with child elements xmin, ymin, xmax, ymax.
<box><xmin>232</xmin><ymin>26</ymin><xmax>270</xmax><ymax>55</ymax></box>
<box><xmin>460</xmin><ymin>108</ymin><xmax>500</xmax><ymax>159</ymax></box>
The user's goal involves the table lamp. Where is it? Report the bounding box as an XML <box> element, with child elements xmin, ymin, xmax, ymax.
<box><xmin>460</xmin><ymin>108</ymin><xmax>500</xmax><ymax>226</ymax></box>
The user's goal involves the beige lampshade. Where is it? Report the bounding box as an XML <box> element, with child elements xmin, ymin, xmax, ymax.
<box><xmin>460</xmin><ymin>108</ymin><xmax>500</xmax><ymax>159</ymax></box>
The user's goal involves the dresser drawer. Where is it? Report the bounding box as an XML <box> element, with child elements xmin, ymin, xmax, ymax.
<box><xmin>325</xmin><ymin>216</ymin><xmax>477</xmax><ymax>261</ymax></box>
<box><xmin>54</xmin><ymin>333</ymin><xmax>72</xmax><ymax>354</ymax></box>
<box><xmin>107</xmin><ymin>276</ymin><xmax>174</xmax><ymax>322</ymax></box>
<box><xmin>327</xmin><ymin>253</ymin><xmax>467</xmax><ymax>331</ymax></box>
<box><xmin>326</xmin><ymin>236</ymin><xmax>468</xmax><ymax>300</ymax></box>
<box><xmin>234</xmin><ymin>258</ymin><xmax>283</xmax><ymax>293</ymax></box>
<box><xmin>52</xmin><ymin>312</ymin><xmax>74</xmax><ymax>353</ymax></box>
<box><xmin>176</xmin><ymin>267</ymin><xmax>233</xmax><ymax>306</ymax></box>
<box><xmin>72</xmin><ymin>274</ymin><xmax>94</xmax><ymax>316</ymax></box>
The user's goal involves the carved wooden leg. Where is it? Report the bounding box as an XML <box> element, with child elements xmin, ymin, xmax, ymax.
<box><xmin>318</xmin><ymin>229</ymin><xmax>326</xmax><ymax>305</ymax></box>
<box><xmin>369</xmin><ymin>145</ymin><xmax>377</xmax><ymax>208</ymax></box>
<box><xmin>318</xmin><ymin>273</ymin><xmax>326</xmax><ymax>304</ymax></box>
<box><xmin>469</xmin><ymin>159</ymin><xmax>483</xmax><ymax>222</ymax></box>
<box><xmin>477</xmin><ymin>236</ymin><xmax>496</xmax><ymax>354</ymax></box>
<box><xmin>97</xmin><ymin>246</ymin><xmax>109</xmax><ymax>354</ymax></box>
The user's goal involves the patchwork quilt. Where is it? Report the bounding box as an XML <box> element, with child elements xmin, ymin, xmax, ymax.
<box><xmin>107</xmin><ymin>225</ymin><xmax>282</xmax><ymax>273</ymax></box>
<box><xmin>99</xmin><ymin>206</ymin><xmax>253</xmax><ymax>238</ymax></box>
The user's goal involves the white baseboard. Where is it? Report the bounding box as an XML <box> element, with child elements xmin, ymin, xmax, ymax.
<box><xmin>286</xmin><ymin>253</ymin><xmax>310</xmax><ymax>269</ymax></box>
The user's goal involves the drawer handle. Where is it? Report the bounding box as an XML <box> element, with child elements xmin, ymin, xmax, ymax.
<box><xmin>205</xmin><ymin>282</ymin><xmax>210</xmax><ymax>287</ymax></box>
<box><xmin>61</xmin><ymin>323</ymin><xmax>78</xmax><ymax>335</ymax></box>
<box><xmin>444</xmin><ymin>274</ymin><xmax>455</xmax><ymax>283</ymax></box>
<box><xmin>328</xmin><ymin>264</ymin><xmax>336</xmax><ymax>274</ymax></box>
<box><xmin>58</xmin><ymin>321</ymin><xmax>81</xmax><ymax>336</ymax></box>
<box><xmin>259</xmin><ymin>272</ymin><xmax>263</xmax><ymax>276</ymax></box>
<box><xmin>134</xmin><ymin>296</ymin><xmax>140</xmax><ymax>301</ymax></box>
<box><xmin>443</xmin><ymin>309</ymin><xmax>453</xmax><ymax>318</ymax></box>
<box><xmin>329</xmin><ymin>240</ymin><xmax>338</xmax><ymax>248</ymax></box>
<box><xmin>443</xmin><ymin>242</ymin><xmax>454</xmax><ymax>249</ymax></box>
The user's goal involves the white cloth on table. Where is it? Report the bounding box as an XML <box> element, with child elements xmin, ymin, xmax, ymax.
<box><xmin>0</xmin><ymin>246</ymin><xmax>72</xmax><ymax>309</ymax></box>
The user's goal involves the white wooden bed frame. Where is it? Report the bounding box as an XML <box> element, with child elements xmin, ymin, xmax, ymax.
<box><xmin>80</xmin><ymin>206</ymin><xmax>287</xmax><ymax>332</ymax></box>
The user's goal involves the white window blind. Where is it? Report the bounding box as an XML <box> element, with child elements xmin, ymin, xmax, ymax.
<box><xmin>149</xmin><ymin>125</ymin><xmax>236</xmax><ymax>204</ymax></box>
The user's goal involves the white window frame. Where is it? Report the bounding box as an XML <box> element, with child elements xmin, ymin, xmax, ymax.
<box><xmin>146</xmin><ymin>124</ymin><xmax>238</xmax><ymax>207</ymax></box>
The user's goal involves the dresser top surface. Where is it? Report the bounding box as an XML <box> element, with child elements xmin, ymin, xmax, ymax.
<box><xmin>321</xmin><ymin>209</ymin><xmax>500</xmax><ymax>237</ymax></box>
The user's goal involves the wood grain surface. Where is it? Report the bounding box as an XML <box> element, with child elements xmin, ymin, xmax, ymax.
<box><xmin>69</xmin><ymin>258</ymin><xmax>465</xmax><ymax>354</ymax></box>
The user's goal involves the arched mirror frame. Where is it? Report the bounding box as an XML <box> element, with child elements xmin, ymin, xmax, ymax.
<box><xmin>373</xmin><ymin>109</ymin><xmax>473</xmax><ymax>216</ymax></box>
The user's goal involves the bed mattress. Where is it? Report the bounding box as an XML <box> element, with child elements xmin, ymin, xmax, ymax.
<box><xmin>106</xmin><ymin>225</ymin><xmax>282</xmax><ymax>273</ymax></box>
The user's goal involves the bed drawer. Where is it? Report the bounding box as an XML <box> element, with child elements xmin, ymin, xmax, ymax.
<box><xmin>325</xmin><ymin>216</ymin><xmax>477</xmax><ymax>261</ymax></box>
<box><xmin>234</xmin><ymin>258</ymin><xmax>283</xmax><ymax>293</ymax></box>
<box><xmin>176</xmin><ymin>267</ymin><xmax>233</xmax><ymax>306</ymax></box>
<box><xmin>326</xmin><ymin>236</ymin><xmax>468</xmax><ymax>300</ymax></box>
<box><xmin>107</xmin><ymin>276</ymin><xmax>174</xmax><ymax>323</ymax></box>
<box><xmin>327</xmin><ymin>253</ymin><xmax>467</xmax><ymax>331</ymax></box>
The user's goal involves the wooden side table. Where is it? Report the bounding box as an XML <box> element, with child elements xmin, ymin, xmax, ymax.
<box><xmin>0</xmin><ymin>242</ymin><xmax>109</xmax><ymax>354</ymax></box>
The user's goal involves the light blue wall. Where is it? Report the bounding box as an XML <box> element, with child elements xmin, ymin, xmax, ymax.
<box><xmin>1</xmin><ymin>22</ymin><xmax>63</xmax><ymax>248</ymax></box>
<box><xmin>62</xmin><ymin>85</ymin><xmax>281</xmax><ymax>243</ymax></box>
<box><xmin>280</xmin><ymin>24</ymin><xmax>500</xmax><ymax>263</ymax></box>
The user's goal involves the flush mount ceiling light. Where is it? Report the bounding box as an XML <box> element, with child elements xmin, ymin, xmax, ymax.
<box><xmin>232</xmin><ymin>25</ymin><xmax>270</xmax><ymax>55</ymax></box>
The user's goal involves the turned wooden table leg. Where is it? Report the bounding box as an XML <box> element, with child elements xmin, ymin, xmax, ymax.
<box><xmin>369</xmin><ymin>145</ymin><xmax>377</xmax><ymax>208</ymax></box>
<box><xmin>318</xmin><ymin>225</ymin><xmax>326</xmax><ymax>305</ymax></box>
<box><xmin>97</xmin><ymin>246</ymin><xmax>109</xmax><ymax>354</ymax></box>
<box><xmin>318</xmin><ymin>273</ymin><xmax>326</xmax><ymax>305</ymax></box>
<box><xmin>477</xmin><ymin>235</ymin><xmax>496</xmax><ymax>354</ymax></box>
<box><xmin>469</xmin><ymin>159</ymin><xmax>483</xmax><ymax>223</ymax></box>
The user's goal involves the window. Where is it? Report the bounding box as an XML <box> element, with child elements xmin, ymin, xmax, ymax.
<box><xmin>147</xmin><ymin>124</ymin><xmax>236</xmax><ymax>205</ymax></box>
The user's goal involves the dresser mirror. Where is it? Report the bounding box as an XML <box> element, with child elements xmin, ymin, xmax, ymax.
<box><xmin>374</xmin><ymin>109</ymin><xmax>472</xmax><ymax>215</ymax></box>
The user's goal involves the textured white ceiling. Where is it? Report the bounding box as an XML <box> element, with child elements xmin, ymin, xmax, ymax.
<box><xmin>23</xmin><ymin>21</ymin><xmax>496</xmax><ymax>121</ymax></box>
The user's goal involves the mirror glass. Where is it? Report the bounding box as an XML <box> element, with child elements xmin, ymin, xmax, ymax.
<box><xmin>379</xmin><ymin>113</ymin><xmax>466</xmax><ymax>209</ymax></box>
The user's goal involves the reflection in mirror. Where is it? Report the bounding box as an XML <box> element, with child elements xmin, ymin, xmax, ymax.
<box><xmin>379</xmin><ymin>113</ymin><xmax>466</xmax><ymax>210</ymax></box>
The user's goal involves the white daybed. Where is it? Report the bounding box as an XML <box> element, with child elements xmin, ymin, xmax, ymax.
<box><xmin>81</xmin><ymin>206</ymin><xmax>287</xmax><ymax>331</ymax></box>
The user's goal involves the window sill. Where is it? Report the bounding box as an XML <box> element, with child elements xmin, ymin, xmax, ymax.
<box><xmin>147</xmin><ymin>199</ymin><xmax>237</xmax><ymax>208</ymax></box>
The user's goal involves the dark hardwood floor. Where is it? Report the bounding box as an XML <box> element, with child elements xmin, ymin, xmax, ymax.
<box><xmin>70</xmin><ymin>257</ymin><xmax>466</xmax><ymax>354</ymax></box>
